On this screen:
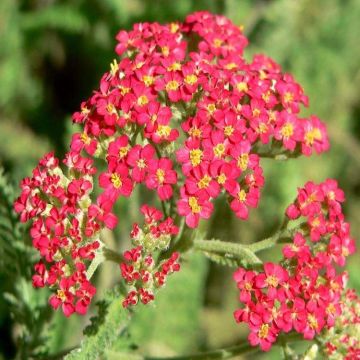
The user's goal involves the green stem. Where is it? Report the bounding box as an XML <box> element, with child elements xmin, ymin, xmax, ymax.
<box><xmin>103</xmin><ymin>247</ymin><xmax>124</xmax><ymax>263</ymax></box>
<box><xmin>247</xmin><ymin>228</ymin><xmax>293</xmax><ymax>253</ymax></box>
<box><xmin>193</xmin><ymin>224</ymin><xmax>303</xmax><ymax>266</ymax></box>
<box><xmin>193</xmin><ymin>239</ymin><xmax>262</xmax><ymax>265</ymax></box>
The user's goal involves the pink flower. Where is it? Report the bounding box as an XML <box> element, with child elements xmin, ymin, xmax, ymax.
<box><xmin>140</xmin><ymin>204</ymin><xmax>163</xmax><ymax>224</ymax></box>
<box><xmin>282</xmin><ymin>297</ymin><xmax>307</xmax><ymax>333</ymax></box>
<box><xmin>127</xmin><ymin>144</ymin><xmax>155</xmax><ymax>183</ymax></box>
<box><xmin>176</xmin><ymin>138</ymin><xmax>205</xmax><ymax>175</ymax></box>
<box><xmin>301</xmin><ymin>116</ymin><xmax>329</xmax><ymax>156</ymax></box>
<box><xmin>137</xmin><ymin>101</ymin><xmax>172</xmax><ymax>133</ymax></box>
<box><xmin>70</xmin><ymin>132</ymin><xmax>98</xmax><ymax>155</ymax></box>
<box><xmin>146</xmin><ymin>158</ymin><xmax>177</xmax><ymax>200</ymax></box>
<box><xmin>248</xmin><ymin>322</ymin><xmax>278</xmax><ymax>351</ymax></box>
<box><xmin>177</xmin><ymin>189</ymin><xmax>213</xmax><ymax>228</ymax></box>
<box><xmin>213</xmin><ymin>110</ymin><xmax>246</xmax><ymax>143</ymax></box>
<box><xmin>274</xmin><ymin>112</ymin><xmax>303</xmax><ymax>151</ymax></box>
<box><xmin>49</xmin><ymin>278</ymin><xmax>75</xmax><ymax>317</ymax></box>
<box><xmin>209</xmin><ymin>160</ymin><xmax>239</xmax><ymax>193</ymax></box>
<box><xmin>107</xmin><ymin>135</ymin><xmax>131</xmax><ymax>163</ymax></box>
<box><xmin>99</xmin><ymin>161</ymin><xmax>133</xmax><ymax>201</ymax></box>
<box><xmin>229</xmin><ymin>140</ymin><xmax>259</xmax><ymax>173</ymax></box>
<box><xmin>255</xmin><ymin>263</ymin><xmax>288</xmax><ymax>299</ymax></box>
<box><xmin>229</xmin><ymin>184</ymin><xmax>260</xmax><ymax>220</ymax></box>
<box><xmin>184</xmin><ymin>162</ymin><xmax>220</xmax><ymax>200</ymax></box>
<box><xmin>88</xmin><ymin>194</ymin><xmax>118</xmax><ymax>229</ymax></box>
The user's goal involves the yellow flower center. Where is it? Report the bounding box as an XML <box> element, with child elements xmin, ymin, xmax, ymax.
<box><xmin>268</xmin><ymin>110</ymin><xmax>276</xmax><ymax>123</ymax></box>
<box><xmin>161</xmin><ymin>46</ymin><xmax>169</xmax><ymax>57</ymax></box>
<box><xmin>111</xmin><ymin>173</ymin><xmax>122</xmax><ymax>188</ymax></box>
<box><xmin>189</xmin><ymin>196</ymin><xmax>201</xmax><ymax>214</ymax></box>
<box><xmin>311</xmin><ymin>217</ymin><xmax>320</xmax><ymax>228</ymax></box>
<box><xmin>258</xmin><ymin>324</ymin><xmax>269</xmax><ymax>339</ymax></box>
<box><xmin>305</xmin><ymin>128</ymin><xmax>322</xmax><ymax>146</ymax></box>
<box><xmin>224</xmin><ymin>125</ymin><xmax>234</xmax><ymax>137</ymax></box>
<box><xmin>150</xmin><ymin>114</ymin><xmax>158</xmax><ymax>123</ymax></box>
<box><xmin>225</xmin><ymin>62</ymin><xmax>237</xmax><ymax>70</ymax></box>
<box><xmin>259</xmin><ymin>70</ymin><xmax>267</xmax><ymax>80</ymax></box>
<box><xmin>137</xmin><ymin>95</ymin><xmax>149</xmax><ymax>107</ymax></box>
<box><xmin>137</xmin><ymin>159</ymin><xmax>146</xmax><ymax>169</ymax></box>
<box><xmin>156</xmin><ymin>125</ymin><xmax>171</xmax><ymax>138</ymax></box>
<box><xmin>213</xmin><ymin>38</ymin><xmax>223</xmax><ymax>48</ymax></box>
<box><xmin>170</xmin><ymin>22</ymin><xmax>179</xmax><ymax>33</ymax></box>
<box><xmin>327</xmin><ymin>191</ymin><xmax>335</xmax><ymax>201</ymax></box>
<box><xmin>166</xmin><ymin>80</ymin><xmax>180</xmax><ymax>91</ymax></box>
<box><xmin>81</xmin><ymin>106</ymin><xmax>90</xmax><ymax>115</ymax></box>
<box><xmin>266</xmin><ymin>275</ymin><xmax>279</xmax><ymax>287</ymax></box>
<box><xmin>80</xmin><ymin>132</ymin><xmax>91</xmax><ymax>145</ymax></box>
<box><xmin>167</xmin><ymin>62</ymin><xmax>182</xmax><ymax>72</ymax></box>
<box><xmin>238</xmin><ymin>189</ymin><xmax>247</xmax><ymax>202</ymax></box>
<box><xmin>189</xmin><ymin>149</ymin><xmax>203</xmax><ymax>167</ymax></box>
<box><xmin>207</xmin><ymin>103</ymin><xmax>216</xmax><ymax>114</ymax></box>
<box><xmin>156</xmin><ymin>169</ymin><xmax>165</xmax><ymax>184</ymax></box>
<box><xmin>262</xmin><ymin>91</ymin><xmax>271</xmax><ymax>103</ymax></box>
<box><xmin>236</xmin><ymin>82</ymin><xmax>248</xmax><ymax>92</ymax></box>
<box><xmin>119</xmin><ymin>86</ymin><xmax>130</xmax><ymax>96</ymax></box>
<box><xmin>326</xmin><ymin>303</ymin><xmax>336</xmax><ymax>315</ymax></box>
<box><xmin>342</xmin><ymin>247</ymin><xmax>349</xmax><ymax>257</ymax></box>
<box><xmin>308</xmin><ymin>314</ymin><xmax>318</xmax><ymax>330</ymax></box>
<box><xmin>330</xmin><ymin>281</ymin><xmax>340</xmax><ymax>292</ymax></box>
<box><xmin>198</xmin><ymin>175</ymin><xmax>211</xmax><ymax>189</ymax></box>
<box><xmin>281</xmin><ymin>123</ymin><xmax>294</xmax><ymax>138</ymax></box>
<box><xmin>237</xmin><ymin>153</ymin><xmax>249</xmax><ymax>171</ymax></box>
<box><xmin>217</xmin><ymin>173</ymin><xmax>227</xmax><ymax>185</ymax></box>
<box><xmin>258</xmin><ymin>123</ymin><xmax>268</xmax><ymax>133</ymax></box>
<box><xmin>142</xmin><ymin>75</ymin><xmax>155</xmax><ymax>86</ymax></box>
<box><xmin>57</xmin><ymin>289</ymin><xmax>66</xmax><ymax>301</ymax></box>
<box><xmin>213</xmin><ymin>143</ymin><xmax>226</xmax><ymax>158</ymax></box>
<box><xmin>184</xmin><ymin>74</ymin><xmax>198</xmax><ymax>85</ymax></box>
<box><xmin>119</xmin><ymin>146</ymin><xmax>129</xmax><ymax>158</ymax></box>
<box><xmin>189</xmin><ymin>127</ymin><xmax>202</xmax><ymax>138</ymax></box>
<box><xmin>284</xmin><ymin>92</ymin><xmax>294</xmax><ymax>103</ymax></box>
<box><xmin>252</xmin><ymin>108</ymin><xmax>261</xmax><ymax>117</ymax></box>
<box><xmin>244</xmin><ymin>282</ymin><xmax>252</xmax><ymax>291</ymax></box>
<box><xmin>106</xmin><ymin>103</ymin><xmax>116</xmax><ymax>114</ymax></box>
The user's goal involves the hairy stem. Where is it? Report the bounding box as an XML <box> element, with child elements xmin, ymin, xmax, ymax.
<box><xmin>193</xmin><ymin>239</ymin><xmax>262</xmax><ymax>265</ymax></box>
<box><xmin>103</xmin><ymin>247</ymin><xmax>124</xmax><ymax>263</ymax></box>
<box><xmin>193</xmin><ymin>224</ymin><xmax>303</xmax><ymax>266</ymax></box>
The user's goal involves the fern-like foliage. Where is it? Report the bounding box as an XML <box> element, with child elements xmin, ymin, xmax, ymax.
<box><xmin>0</xmin><ymin>168</ymin><xmax>53</xmax><ymax>360</ymax></box>
<box><xmin>65</xmin><ymin>286</ymin><xmax>129</xmax><ymax>360</ymax></box>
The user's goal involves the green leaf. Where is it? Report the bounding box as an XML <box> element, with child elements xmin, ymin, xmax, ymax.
<box><xmin>65</xmin><ymin>287</ymin><xmax>129</xmax><ymax>360</ymax></box>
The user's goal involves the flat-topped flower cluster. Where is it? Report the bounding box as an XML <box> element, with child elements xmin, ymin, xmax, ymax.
<box><xmin>234</xmin><ymin>180</ymin><xmax>356</xmax><ymax>351</ymax></box>
<box><xmin>13</xmin><ymin>11</ymin><xmax>357</xmax><ymax>357</ymax></box>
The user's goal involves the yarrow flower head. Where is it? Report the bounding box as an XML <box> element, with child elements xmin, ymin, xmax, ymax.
<box><xmin>14</xmin><ymin>11</ymin><xmax>333</xmax><ymax>321</ymax></box>
<box><xmin>233</xmin><ymin>180</ymin><xmax>356</xmax><ymax>351</ymax></box>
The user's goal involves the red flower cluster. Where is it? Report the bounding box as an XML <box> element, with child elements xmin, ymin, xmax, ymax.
<box><xmin>14</xmin><ymin>11</ymin><xmax>333</xmax><ymax>319</ymax></box>
<box><xmin>121</xmin><ymin>205</ymin><xmax>180</xmax><ymax>307</ymax></box>
<box><xmin>13</xmin><ymin>152</ymin><xmax>115</xmax><ymax>316</ymax></box>
<box><xmin>71</xmin><ymin>11</ymin><xmax>329</xmax><ymax>229</ymax></box>
<box><xmin>233</xmin><ymin>180</ymin><xmax>356</xmax><ymax>351</ymax></box>
<box><xmin>321</xmin><ymin>289</ymin><xmax>360</xmax><ymax>359</ymax></box>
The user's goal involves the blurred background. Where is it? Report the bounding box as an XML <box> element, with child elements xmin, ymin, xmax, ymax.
<box><xmin>0</xmin><ymin>0</ymin><xmax>359</xmax><ymax>359</ymax></box>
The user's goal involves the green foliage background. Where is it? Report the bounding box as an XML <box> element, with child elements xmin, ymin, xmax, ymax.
<box><xmin>0</xmin><ymin>0</ymin><xmax>359</xmax><ymax>359</ymax></box>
